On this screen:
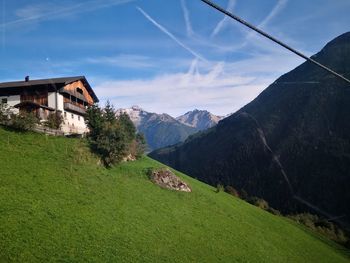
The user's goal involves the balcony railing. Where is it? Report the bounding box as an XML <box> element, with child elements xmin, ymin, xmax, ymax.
<box><xmin>64</xmin><ymin>102</ymin><xmax>86</xmax><ymax>115</ymax></box>
<box><xmin>59</xmin><ymin>87</ymin><xmax>87</xmax><ymax>103</ymax></box>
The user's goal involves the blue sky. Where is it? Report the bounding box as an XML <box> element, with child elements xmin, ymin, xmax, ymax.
<box><xmin>0</xmin><ymin>0</ymin><xmax>349</xmax><ymax>116</ymax></box>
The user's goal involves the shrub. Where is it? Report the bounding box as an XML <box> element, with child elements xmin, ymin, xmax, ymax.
<box><xmin>288</xmin><ymin>213</ymin><xmax>349</xmax><ymax>245</ymax></box>
<box><xmin>267</xmin><ymin>207</ymin><xmax>281</xmax><ymax>216</ymax></box>
<box><xmin>225</xmin><ymin>185</ymin><xmax>239</xmax><ymax>197</ymax></box>
<box><xmin>0</xmin><ymin>104</ymin><xmax>13</xmax><ymax>125</ymax></box>
<box><xmin>0</xmin><ymin>104</ymin><xmax>6</xmax><ymax>123</ymax></box>
<box><xmin>215</xmin><ymin>184</ymin><xmax>224</xmax><ymax>193</ymax></box>
<box><xmin>44</xmin><ymin>112</ymin><xmax>63</xmax><ymax>129</ymax></box>
<box><xmin>9</xmin><ymin>111</ymin><xmax>39</xmax><ymax>131</ymax></box>
<box><xmin>247</xmin><ymin>196</ymin><xmax>269</xmax><ymax>210</ymax></box>
<box><xmin>239</xmin><ymin>189</ymin><xmax>249</xmax><ymax>200</ymax></box>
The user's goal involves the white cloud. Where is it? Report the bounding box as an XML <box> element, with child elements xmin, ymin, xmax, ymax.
<box><xmin>92</xmin><ymin>52</ymin><xmax>302</xmax><ymax>116</ymax></box>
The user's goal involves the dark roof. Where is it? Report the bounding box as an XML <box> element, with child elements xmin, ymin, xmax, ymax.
<box><xmin>0</xmin><ymin>76</ymin><xmax>99</xmax><ymax>102</ymax></box>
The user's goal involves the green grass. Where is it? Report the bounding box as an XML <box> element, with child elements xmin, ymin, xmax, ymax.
<box><xmin>0</xmin><ymin>126</ymin><xmax>349</xmax><ymax>262</ymax></box>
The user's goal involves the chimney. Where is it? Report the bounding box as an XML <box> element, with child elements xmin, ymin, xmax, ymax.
<box><xmin>25</xmin><ymin>76</ymin><xmax>29</xmax><ymax>82</ymax></box>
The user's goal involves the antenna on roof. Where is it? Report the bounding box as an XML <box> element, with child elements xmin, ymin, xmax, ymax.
<box><xmin>199</xmin><ymin>0</ymin><xmax>350</xmax><ymax>84</ymax></box>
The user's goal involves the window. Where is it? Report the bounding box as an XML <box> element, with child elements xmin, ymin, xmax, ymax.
<box><xmin>71</xmin><ymin>113</ymin><xmax>74</xmax><ymax>119</ymax></box>
<box><xmin>64</xmin><ymin>112</ymin><xmax>67</xmax><ymax>119</ymax></box>
<box><xmin>76</xmin><ymin>88</ymin><xmax>83</xmax><ymax>95</ymax></box>
<box><xmin>78</xmin><ymin>116</ymin><xmax>80</xmax><ymax>121</ymax></box>
<box><xmin>1</xmin><ymin>98</ymin><xmax>7</xmax><ymax>104</ymax></box>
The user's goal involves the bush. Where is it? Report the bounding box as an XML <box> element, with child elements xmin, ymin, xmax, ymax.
<box><xmin>225</xmin><ymin>185</ymin><xmax>239</xmax><ymax>197</ymax></box>
<box><xmin>0</xmin><ymin>104</ymin><xmax>7</xmax><ymax>123</ymax></box>
<box><xmin>9</xmin><ymin>111</ymin><xmax>39</xmax><ymax>131</ymax></box>
<box><xmin>267</xmin><ymin>207</ymin><xmax>281</xmax><ymax>216</ymax></box>
<box><xmin>44</xmin><ymin>112</ymin><xmax>63</xmax><ymax>129</ymax></box>
<box><xmin>239</xmin><ymin>189</ymin><xmax>249</xmax><ymax>200</ymax></box>
<box><xmin>288</xmin><ymin>213</ymin><xmax>349</xmax><ymax>245</ymax></box>
<box><xmin>247</xmin><ymin>196</ymin><xmax>270</xmax><ymax>210</ymax></box>
<box><xmin>215</xmin><ymin>184</ymin><xmax>224</xmax><ymax>193</ymax></box>
<box><xmin>0</xmin><ymin>104</ymin><xmax>13</xmax><ymax>125</ymax></box>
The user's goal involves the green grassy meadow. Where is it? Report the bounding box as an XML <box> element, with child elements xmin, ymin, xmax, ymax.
<box><xmin>0</xmin><ymin>126</ymin><xmax>349</xmax><ymax>262</ymax></box>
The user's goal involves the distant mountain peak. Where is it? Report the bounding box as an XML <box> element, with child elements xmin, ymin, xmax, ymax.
<box><xmin>116</xmin><ymin>106</ymin><xmax>198</xmax><ymax>151</ymax></box>
<box><xmin>177</xmin><ymin>109</ymin><xmax>223</xmax><ymax>130</ymax></box>
<box><xmin>131</xmin><ymin>105</ymin><xmax>143</xmax><ymax>111</ymax></box>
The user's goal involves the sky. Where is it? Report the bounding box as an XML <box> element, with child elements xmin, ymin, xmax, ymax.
<box><xmin>0</xmin><ymin>0</ymin><xmax>349</xmax><ymax>116</ymax></box>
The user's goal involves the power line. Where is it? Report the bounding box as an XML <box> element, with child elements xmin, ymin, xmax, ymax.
<box><xmin>200</xmin><ymin>0</ymin><xmax>350</xmax><ymax>84</ymax></box>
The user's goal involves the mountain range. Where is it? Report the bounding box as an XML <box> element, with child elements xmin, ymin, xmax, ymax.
<box><xmin>150</xmin><ymin>32</ymin><xmax>350</xmax><ymax>226</ymax></box>
<box><xmin>116</xmin><ymin>106</ymin><xmax>222</xmax><ymax>151</ymax></box>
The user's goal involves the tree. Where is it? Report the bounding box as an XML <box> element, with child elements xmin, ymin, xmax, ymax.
<box><xmin>94</xmin><ymin>122</ymin><xmax>128</xmax><ymax>167</ymax></box>
<box><xmin>104</xmin><ymin>100</ymin><xmax>116</xmax><ymax>124</ymax></box>
<box><xmin>118</xmin><ymin>112</ymin><xmax>136</xmax><ymax>141</ymax></box>
<box><xmin>86</xmin><ymin>104</ymin><xmax>104</xmax><ymax>141</ymax></box>
<box><xmin>85</xmin><ymin>102</ymin><xmax>146</xmax><ymax>167</ymax></box>
<box><xmin>135</xmin><ymin>133</ymin><xmax>147</xmax><ymax>158</ymax></box>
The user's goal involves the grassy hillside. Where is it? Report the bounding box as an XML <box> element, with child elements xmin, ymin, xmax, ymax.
<box><xmin>0</xmin><ymin>126</ymin><xmax>349</xmax><ymax>262</ymax></box>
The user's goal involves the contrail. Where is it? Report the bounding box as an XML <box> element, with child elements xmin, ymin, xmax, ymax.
<box><xmin>137</xmin><ymin>7</ymin><xmax>206</xmax><ymax>61</ymax></box>
<box><xmin>259</xmin><ymin>0</ymin><xmax>288</xmax><ymax>29</ymax></box>
<box><xmin>211</xmin><ymin>0</ymin><xmax>236</xmax><ymax>37</ymax></box>
<box><xmin>180</xmin><ymin>0</ymin><xmax>194</xmax><ymax>37</ymax></box>
<box><xmin>246</xmin><ymin>0</ymin><xmax>288</xmax><ymax>40</ymax></box>
<box><xmin>0</xmin><ymin>0</ymin><xmax>134</xmax><ymax>29</ymax></box>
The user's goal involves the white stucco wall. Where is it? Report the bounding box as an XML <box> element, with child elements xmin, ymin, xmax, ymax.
<box><xmin>48</xmin><ymin>92</ymin><xmax>56</xmax><ymax>109</ymax></box>
<box><xmin>0</xmin><ymin>95</ymin><xmax>20</xmax><ymax>114</ymax></box>
<box><xmin>61</xmin><ymin>111</ymin><xmax>88</xmax><ymax>135</ymax></box>
<box><xmin>57</xmin><ymin>93</ymin><xmax>64</xmax><ymax>111</ymax></box>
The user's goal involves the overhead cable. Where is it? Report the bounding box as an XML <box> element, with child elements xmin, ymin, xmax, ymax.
<box><xmin>200</xmin><ymin>0</ymin><xmax>350</xmax><ymax>84</ymax></box>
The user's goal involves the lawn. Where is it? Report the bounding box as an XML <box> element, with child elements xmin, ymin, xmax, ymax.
<box><xmin>0</xmin><ymin>126</ymin><xmax>349</xmax><ymax>262</ymax></box>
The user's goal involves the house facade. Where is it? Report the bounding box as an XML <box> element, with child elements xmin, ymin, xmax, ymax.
<box><xmin>0</xmin><ymin>76</ymin><xmax>99</xmax><ymax>134</ymax></box>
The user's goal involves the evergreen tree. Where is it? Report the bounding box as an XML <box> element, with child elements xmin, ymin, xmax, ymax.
<box><xmin>85</xmin><ymin>102</ymin><xmax>145</xmax><ymax>167</ymax></box>
<box><xmin>135</xmin><ymin>133</ymin><xmax>147</xmax><ymax>158</ymax></box>
<box><xmin>85</xmin><ymin>104</ymin><xmax>104</xmax><ymax>140</ymax></box>
<box><xmin>104</xmin><ymin>100</ymin><xmax>116</xmax><ymax>124</ymax></box>
<box><xmin>95</xmin><ymin>122</ymin><xmax>127</xmax><ymax>167</ymax></box>
<box><xmin>118</xmin><ymin>112</ymin><xmax>136</xmax><ymax>142</ymax></box>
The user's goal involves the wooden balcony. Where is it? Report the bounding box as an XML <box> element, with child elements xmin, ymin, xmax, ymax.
<box><xmin>64</xmin><ymin>102</ymin><xmax>86</xmax><ymax>115</ymax></box>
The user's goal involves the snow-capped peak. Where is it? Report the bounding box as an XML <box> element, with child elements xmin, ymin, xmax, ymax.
<box><xmin>176</xmin><ymin>109</ymin><xmax>223</xmax><ymax>130</ymax></box>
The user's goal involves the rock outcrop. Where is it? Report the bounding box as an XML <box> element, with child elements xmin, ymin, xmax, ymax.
<box><xmin>148</xmin><ymin>168</ymin><xmax>191</xmax><ymax>192</ymax></box>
